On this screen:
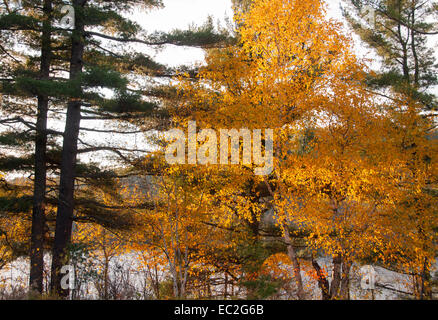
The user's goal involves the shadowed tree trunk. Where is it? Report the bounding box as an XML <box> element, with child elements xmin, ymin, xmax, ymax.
<box><xmin>329</xmin><ymin>254</ymin><xmax>342</xmax><ymax>299</ymax></box>
<box><xmin>312</xmin><ymin>255</ymin><xmax>351</xmax><ymax>300</ymax></box>
<box><xmin>420</xmin><ymin>257</ymin><xmax>432</xmax><ymax>300</ymax></box>
<box><xmin>50</xmin><ymin>0</ymin><xmax>86</xmax><ymax>297</ymax></box>
<box><xmin>29</xmin><ymin>0</ymin><xmax>52</xmax><ymax>295</ymax></box>
<box><xmin>339</xmin><ymin>259</ymin><xmax>352</xmax><ymax>300</ymax></box>
<box><xmin>312</xmin><ymin>257</ymin><xmax>330</xmax><ymax>300</ymax></box>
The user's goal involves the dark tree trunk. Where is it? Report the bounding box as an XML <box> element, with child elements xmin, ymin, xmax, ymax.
<box><xmin>396</xmin><ymin>1</ymin><xmax>410</xmax><ymax>83</ymax></box>
<box><xmin>329</xmin><ymin>254</ymin><xmax>342</xmax><ymax>299</ymax></box>
<box><xmin>420</xmin><ymin>257</ymin><xmax>432</xmax><ymax>300</ymax></box>
<box><xmin>312</xmin><ymin>255</ymin><xmax>351</xmax><ymax>300</ymax></box>
<box><xmin>50</xmin><ymin>0</ymin><xmax>86</xmax><ymax>297</ymax></box>
<box><xmin>312</xmin><ymin>258</ymin><xmax>330</xmax><ymax>300</ymax></box>
<box><xmin>339</xmin><ymin>259</ymin><xmax>352</xmax><ymax>300</ymax></box>
<box><xmin>410</xmin><ymin>4</ymin><xmax>420</xmax><ymax>87</ymax></box>
<box><xmin>29</xmin><ymin>0</ymin><xmax>52</xmax><ymax>295</ymax></box>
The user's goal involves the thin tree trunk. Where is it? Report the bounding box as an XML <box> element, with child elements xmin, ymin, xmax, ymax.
<box><xmin>396</xmin><ymin>1</ymin><xmax>410</xmax><ymax>82</ymax></box>
<box><xmin>312</xmin><ymin>255</ymin><xmax>351</xmax><ymax>300</ymax></box>
<box><xmin>339</xmin><ymin>259</ymin><xmax>352</xmax><ymax>300</ymax></box>
<box><xmin>282</xmin><ymin>223</ymin><xmax>305</xmax><ymax>300</ymax></box>
<box><xmin>154</xmin><ymin>266</ymin><xmax>160</xmax><ymax>299</ymax></box>
<box><xmin>50</xmin><ymin>0</ymin><xmax>86</xmax><ymax>297</ymax></box>
<box><xmin>263</xmin><ymin>178</ymin><xmax>305</xmax><ymax>300</ymax></box>
<box><xmin>410</xmin><ymin>3</ymin><xmax>420</xmax><ymax>86</ymax></box>
<box><xmin>312</xmin><ymin>258</ymin><xmax>330</xmax><ymax>300</ymax></box>
<box><xmin>420</xmin><ymin>257</ymin><xmax>432</xmax><ymax>300</ymax></box>
<box><xmin>224</xmin><ymin>273</ymin><xmax>228</xmax><ymax>299</ymax></box>
<box><xmin>329</xmin><ymin>254</ymin><xmax>342</xmax><ymax>299</ymax></box>
<box><xmin>104</xmin><ymin>255</ymin><xmax>109</xmax><ymax>300</ymax></box>
<box><xmin>29</xmin><ymin>0</ymin><xmax>52</xmax><ymax>295</ymax></box>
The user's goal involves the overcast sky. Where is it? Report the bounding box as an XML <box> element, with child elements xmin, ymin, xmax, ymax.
<box><xmin>131</xmin><ymin>0</ymin><xmax>382</xmax><ymax>68</ymax></box>
<box><xmin>132</xmin><ymin>0</ymin><xmax>234</xmax><ymax>67</ymax></box>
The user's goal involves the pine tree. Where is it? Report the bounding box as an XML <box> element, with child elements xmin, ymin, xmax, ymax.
<box><xmin>30</xmin><ymin>0</ymin><xmax>52</xmax><ymax>295</ymax></box>
<box><xmin>342</xmin><ymin>0</ymin><xmax>438</xmax><ymax>110</ymax></box>
<box><xmin>48</xmin><ymin>0</ymin><xmax>230</xmax><ymax>297</ymax></box>
<box><xmin>0</xmin><ymin>0</ymin><xmax>57</xmax><ymax>294</ymax></box>
<box><xmin>1</xmin><ymin>0</ymin><xmax>230</xmax><ymax>297</ymax></box>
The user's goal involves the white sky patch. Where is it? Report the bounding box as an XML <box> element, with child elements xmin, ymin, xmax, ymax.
<box><xmin>137</xmin><ymin>0</ymin><xmax>233</xmax><ymax>32</ymax></box>
<box><xmin>132</xmin><ymin>0</ymin><xmax>233</xmax><ymax>67</ymax></box>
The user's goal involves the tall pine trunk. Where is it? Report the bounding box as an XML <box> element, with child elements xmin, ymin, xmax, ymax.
<box><xmin>50</xmin><ymin>0</ymin><xmax>86</xmax><ymax>297</ymax></box>
<box><xmin>29</xmin><ymin>0</ymin><xmax>52</xmax><ymax>295</ymax></box>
